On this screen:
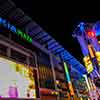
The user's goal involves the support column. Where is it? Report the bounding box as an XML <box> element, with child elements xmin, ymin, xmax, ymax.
<box><xmin>7</xmin><ymin>47</ymin><xmax>11</xmax><ymax>57</ymax></box>
<box><xmin>49</xmin><ymin>54</ymin><xmax>60</xmax><ymax>100</ymax></box>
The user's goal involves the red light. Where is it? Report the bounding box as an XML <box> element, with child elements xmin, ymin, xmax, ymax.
<box><xmin>87</xmin><ymin>31</ymin><xmax>95</xmax><ymax>37</ymax></box>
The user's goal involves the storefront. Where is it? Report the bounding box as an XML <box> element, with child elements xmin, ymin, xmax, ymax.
<box><xmin>0</xmin><ymin>57</ymin><xmax>37</xmax><ymax>99</ymax></box>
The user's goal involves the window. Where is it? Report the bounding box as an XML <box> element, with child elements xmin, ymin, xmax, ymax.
<box><xmin>11</xmin><ymin>49</ymin><xmax>26</xmax><ymax>64</ymax></box>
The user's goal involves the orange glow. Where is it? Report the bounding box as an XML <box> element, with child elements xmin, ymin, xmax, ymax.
<box><xmin>40</xmin><ymin>88</ymin><xmax>58</xmax><ymax>95</ymax></box>
<box><xmin>95</xmin><ymin>52</ymin><xmax>100</xmax><ymax>66</ymax></box>
<box><xmin>88</xmin><ymin>45</ymin><xmax>95</xmax><ymax>58</ymax></box>
<box><xmin>68</xmin><ymin>82</ymin><xmax>74</xmax><ymax>96</ymax></box>
<box><xmin>88</xmin><ymin>31</ymin><xmax>95</xmax><ymax>37</ymax></box>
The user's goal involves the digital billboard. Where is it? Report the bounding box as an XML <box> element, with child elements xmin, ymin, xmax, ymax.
<box><xmin>0</xmin><ymin>57</ymin><xmax>36</xmax><ymax>99</ymax></box>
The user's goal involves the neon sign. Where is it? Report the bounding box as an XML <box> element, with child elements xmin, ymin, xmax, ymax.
<box><xmin>0</xmin><ymin>57</ymin><xmax>36</xmax><ymax>98</ymax></box>
<box><xmin>63</xmin><ymin>62</ymin><xmax>70</xmax><ymax>82</ymax></box>
<box><xmin>0</xmin><ymin>17</ymin><xmax>32</xmax><ymax>43</ymax></box>
<box><xmin>63</xmin><ymin>62</ymin><xmax>74</xmax><ymax>96</ymax></box>
<box><xmin>83</xmin><ymin>56</ymin><xmax>94</xmax><ymax>73</ymax></box>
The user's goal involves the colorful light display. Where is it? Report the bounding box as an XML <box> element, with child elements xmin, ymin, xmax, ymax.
<box><xmin>0</xmin><ymin>17</ymin><xmax>32</xmax><ymax>43</ymax></box>
<box><xmin>93</xmin><ymin>21</ymin><xmax>100</xmax><ymax>37</ymax></box>
<box><xmin>95</xmin><ymin>52</ymin><xmax>100</xmax><ymax>66</ymax></box>
<box><xmin>87</xmin><ymin>31</ymin><xmax>95</xmax><ymax>37</ymax></box>
<box><xmin>0</xmin><ymin>57</ymin><xmax>36</xmax><ymax>98</ymax></box>
<box><xmin>83</xmin><ymin>56</ymin><xmax>94</xmax><ymax>73</ymax></box>
<box><xmin>88</xmin><ymin>45</ymin><xmax>95</xmax><ymax>58</ymax></box>
<box><xmin>63</xmin><ymin>62</ymin><xmax>74</xmax><ymax>96</ymax></box>
<box><xmin>63</xmin><ymin>62</ymin><xmax>71</xmax><ymax>82</ymax></box>
<box><xmin>83</xmin><ymin>75</ymin><xmax>91</xmax><ymax>91</ymax></box>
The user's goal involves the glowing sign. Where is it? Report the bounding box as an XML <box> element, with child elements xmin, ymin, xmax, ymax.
<box><xmin>88</xmin><ymin>44</ymin><xmax>95</xmax><ymax>58</ymax></box>
<box><xmin>93</xmin><ymin>21</ymin><xmax>100</xmax><ymax>37</ymax></box>
<box><xmin>0</xmin><ymin>57</ymin><xmax>36</xmax><ymax>98</ymax></box>
<box><xmin>0</xmin><ymin>17</ymin><xmax>32</xmax><ymax>43</ymax></box>
<box><xmin>87</xmin><ymin>31</ymin><xmax>95</xmax><ymax>37</ymax></box>
<box><xmin>63</xmin><ymin>62</ymin><xmax>71</xmax><ymax>82</ymax></box>
<box><xmin>83</xmin><ymin>56</ymin><xmax>94</xmax><ymax>73</ymax></box>
<box><xmin>83</xmin><ymin>75</ymin><xmax>91</xmax><ymax>91</ymax></box>
<box><xmin>95</xmin><ymin>52</ymin><xmax>100</xmax><ymax>66</ymax></box>
<box><xmin>68</xmin><ymin>82</ymin><xmax>74</xmax><ymax>96</ymax></box>
<box><xmin>63</xmin><ymin>62</ymin><xmax>74</xmax><ymax>96</ymax></box>
<box><xmin>79</xmin><ymin>22</ymin><xmax>85</xmax><ymax>31</ymax></box>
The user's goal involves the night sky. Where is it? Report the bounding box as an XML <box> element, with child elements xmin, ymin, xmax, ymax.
<box><xmin>12</xmin><ymin>0</ymin><xmax>100</xmax><ymax>64</ymax></box>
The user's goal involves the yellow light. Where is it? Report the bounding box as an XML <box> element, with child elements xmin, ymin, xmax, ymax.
<box><xmin>55</xmin><ymin>92</ymin><xmax>58</xmax><ymax>95</ymax></box>
<box><xmin>51</xmin><ymin>92</ymin><xmax>54</xmax><ymax>95</ymax></box>
<box><xmin>83</xmin><ymin>56</ymin><xmax>93</xmax><ymax>73</ymax></box>
<box><xmin>56</xmin><ymin>80</ymin><xmax>59</xmax><ymax>84</ymax></box>
<box><xmin>88</xmin><ymin>45</ymin><xmax>95</xmax><ymax>58</ymax></box>
<box><xmin>95</xmin><ymin>52</ymin><xmax>100</xmax><ymax>66</ymax></box>
<box><xmin>95</xmin><ymin>52</ymin><xmax>100</xmax><ymax>57</ymax></box>
<box><xmin>98</xmin><ymin>41</ymin><xmax>100</xmax><ymax>44</ymax></box>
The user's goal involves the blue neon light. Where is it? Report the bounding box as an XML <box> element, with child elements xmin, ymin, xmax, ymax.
<box><xmin>78</xmin><ymin>22</ymin><xmax>85</xmax><ymax>31</ymax></box>
<box><xmin>96</xmin><ymin>32</ymin><xmax>100</xmax><ymax>36</ymax></box>
<box><xmin>50</xmin><ymin>46</ymin><xmax>61</xmax><ymax>51</ymax></box>
<box><xmin>93</xmin><ymin>21</ymin><xmax>100</xmax><ymax>36</ymax></box>
<box><xmin>55</xmin><ymin>48</ymin><xmax>64</xmax><ymax>53</ymax></box>
<box><xmin>0</xmin><ymin>17</ymin><xmax>32</xmax><ymax>43</ymax></box>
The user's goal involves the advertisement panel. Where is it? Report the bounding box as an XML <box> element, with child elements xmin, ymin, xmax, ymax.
<box><xmin>83</xmin><ymin>56</ymin><xmax>94</xmax><ymax>73</ymax></box>
<box><xmin>0</xmin><ymin>57</ymin><xmax>36</xmax><ymax>99</ymax></box>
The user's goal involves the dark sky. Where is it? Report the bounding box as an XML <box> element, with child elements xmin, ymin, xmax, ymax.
<box><xmin>12</xmin><ymin>0</ymin><xmax>100</xmax><ymax>63</ymax></box>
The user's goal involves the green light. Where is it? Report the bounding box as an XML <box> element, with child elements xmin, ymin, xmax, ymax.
<box><xmin>0</xmin><ymin>17</ymin><xmax>33</xmax><ymax>44</ymax></box>
<box><xmin>17</xmin><ymin>29</ymin><xmax>32</xmax><ymax>43</ymax></box>
<box><xmin>63</xmin><ymin>62</ymin><xmax>74</xmax><ymax>96</ymax></box>
<box><xmin>63</xmin><ymin>62</ymin><xmax>71</xmax><ymax>82</ymax></box>
<box><xmin>17</xmin><ymin>29</ymin><xmax>23</xmax><ymax>36</ymax></box>
<box><xmin>23</xmin><ymin>33</ymin><xmax>27</xmax><ymax>40</ymax></box>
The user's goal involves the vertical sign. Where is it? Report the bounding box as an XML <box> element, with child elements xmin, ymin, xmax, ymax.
<box><xmin>63</xmin><ymin>62</ymin><xmax>74</xmax><ymax>96</ymax></box>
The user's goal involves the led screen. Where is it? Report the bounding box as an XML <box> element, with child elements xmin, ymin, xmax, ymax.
<box><xmin>83</xmin><ymin>56</ymin><xmax>94</xmax><ymax>73</ymax></box>
<box><xmin>0</xmin><ymin>57</ymin><xmax>36</xmax><ymax>98</ymax></box>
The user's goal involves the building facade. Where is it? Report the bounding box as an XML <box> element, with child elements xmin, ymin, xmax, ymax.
<box><xmin>0</xmin><ymin>0</ymin><xmax>87</xmax><ymax>99</ymax></box>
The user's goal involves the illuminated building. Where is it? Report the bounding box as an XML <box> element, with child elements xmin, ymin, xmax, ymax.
<box><xmin>0</xmin><ymin>57</ymin><xmax>36</xmax><ymax>98</ymax></box>
<box><xmin>73</xmin><ymin>21</ymin><xmax>100</xmax><ymax>99</ymax></box>
<box><xmin>0</xmin><ymin>0</ymin><xmax>88</xmax><ymax>99</ymax></box>
<box><xmin>72</xmin><ymin>22</ymin><xmax>100</xmax><ymax>77</ymax></box>
<box><xmin>52</xmin><ymin>57</ymin><xmax>68</xmax><ymax>100</ymax></box>
<box><xmin>83</xmin><ymin>56</ymin><xmax>93</xmax><ymax>74</ymax></box>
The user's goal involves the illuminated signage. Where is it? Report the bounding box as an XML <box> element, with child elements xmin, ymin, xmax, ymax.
<box><xmin>83</xmin><ymin>56</ymin><xmax>94</xmax><ymax>73</ymax></box>
<box><xmin>88</xmin><ymin>45</ymin><xmax>95</xmax><ymax>58</ymax></box>
<box><xmin>0</xmin><ymin>57</ymin><xmax>36</xmax><ymax>98</ymax></box>
<box><xmin>63</xmin><ymin>62</ymin><xmax>71</xmax><ymax>82</ymax></box>
<box><xmin>63</xmin><ymin>62</ymin><xmax>74</xmax><ymax>96</ymax></box>
<box><xmin>0</xmin><ymin>17</ymin><xmax>32</xmax><ymax>43</ymax></box>
<box><xmin>95</xmin><ymin>52</ymin><xmax>100</xmax><ymax>66</ymax></box>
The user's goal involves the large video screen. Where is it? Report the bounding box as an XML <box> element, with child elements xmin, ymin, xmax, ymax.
<box><xmin>0</xmin><ymin>57</ymin><xmax>36</xmax><ymax>99</ymax></box>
